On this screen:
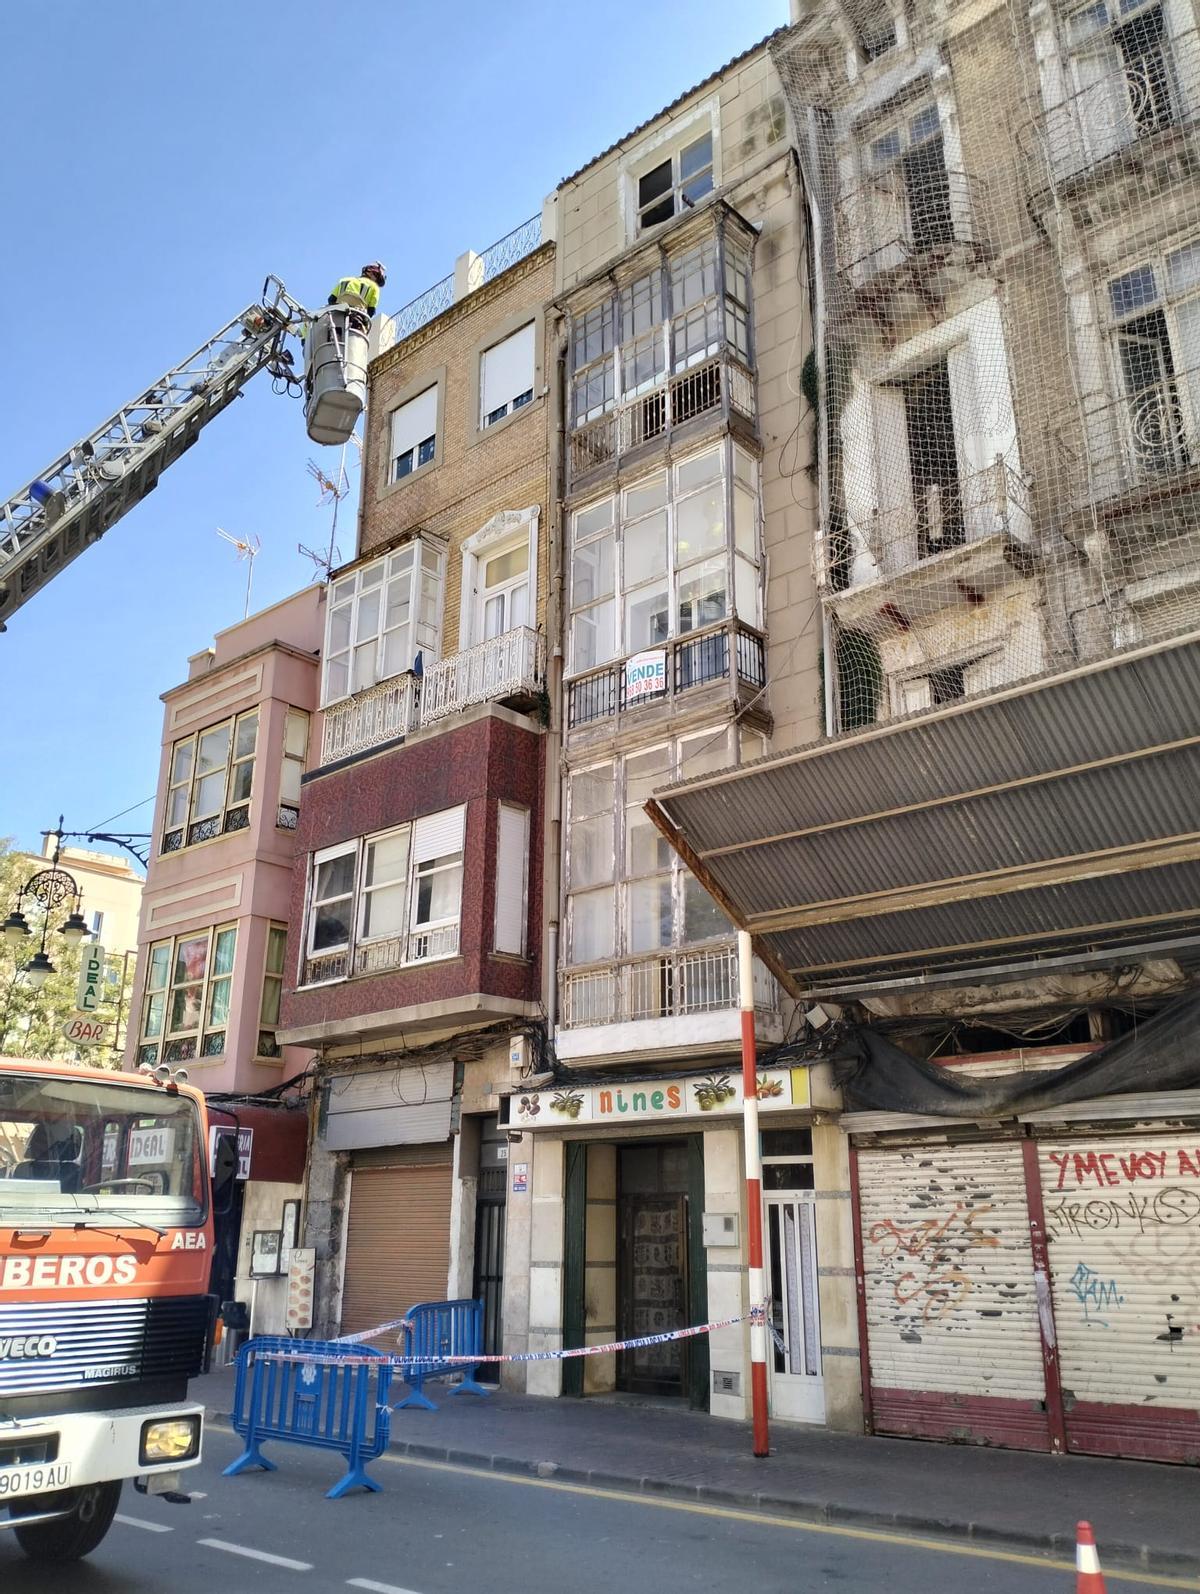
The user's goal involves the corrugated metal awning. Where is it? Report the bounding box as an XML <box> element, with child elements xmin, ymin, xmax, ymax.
<box><xmin>646</xmin><ymin>633</ymin><xmax>1200</xmax><ymax>996</ymax></box>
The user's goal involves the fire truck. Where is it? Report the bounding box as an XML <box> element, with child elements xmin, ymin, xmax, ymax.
<box><xmin>0</xmin><ymin>1059</ymin><xmax>237</xmax><ymax>1560</ymax></box>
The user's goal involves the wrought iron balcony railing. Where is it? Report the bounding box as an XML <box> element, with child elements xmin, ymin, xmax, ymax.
<box><xmin>566</xmin><ymin>617</ymin><xmax>766</xmax><ymax>731</ymax></box>
<box><xmin>1056</xmin><ymin>366</ymin><xmax>1200</xmax><ymax>511</ymax></box>
<box><xmin>830</xmin><ymin>458</ymin><xmax>1033</xmax><ymax>591</ymax></box>
<box><xmin>569</xmin><ymin>350</ymin><xmax>755</xmax><ymax>482</ymax></box>
<box><xmin>378</xmin><ymin>214</ymin><xmax>543</xmax><ymax>352</ymax></box>
<box><xmin>835</xmin><ymin>169</ymin><xmax>992</xmax><ymax>292</ymax></box>
<box><xmin>1023</xmin><ymin>33</ymin><xmax>1197</xmax><ymax>193</ymax></box>
<box><xmin>420</xmin><ymin>626</ymin><xmax>545</xmax><ymax>725</ymax></box>
<box><xmin>320</xmin><ymin>673</ymin><xmax>420</xmax><ymax>765</ymax></box>
<box><xmin>560</xmin><ymin>939</ymin><xmax>779</xmax><ymax>1029</ymax></box>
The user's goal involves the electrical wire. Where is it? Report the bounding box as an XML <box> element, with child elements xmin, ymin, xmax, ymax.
<box><xmin>84</xmin><ymin>795</ymin><xmax>155</xmax><ymax>832</ymax></box>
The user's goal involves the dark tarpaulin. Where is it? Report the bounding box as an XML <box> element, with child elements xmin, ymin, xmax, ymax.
<box><xmin>832</xmin><ymin>989</ymin><xmax>1200</xmax><ymax>1117</ymax></box>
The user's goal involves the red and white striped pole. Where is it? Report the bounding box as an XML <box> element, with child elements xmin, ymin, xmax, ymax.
<box><xmin>738</xmin><ymin>929</ymin><xmax>770</xmax><ymax>1458</ymax></box>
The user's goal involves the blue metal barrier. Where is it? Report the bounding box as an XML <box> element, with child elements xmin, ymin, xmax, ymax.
<box><xmin>395</xmin><ymin>1298</ymin><xmax>490</xmax><ymax>1412</ymax></box>
<box><xmin>224</xmin><ymin>1336</ymin><xmax>393</xmax><ymax>1499</ymax></box>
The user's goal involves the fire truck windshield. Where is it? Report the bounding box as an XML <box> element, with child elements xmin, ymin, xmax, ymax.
<box><xmin>0</xmin><ymin>1073</ymin><xmax>205</xmax><ymax>1228</ymax></box>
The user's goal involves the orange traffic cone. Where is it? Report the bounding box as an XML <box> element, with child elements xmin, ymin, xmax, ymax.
<box><xmin>1076</xmin><ymin>1521</ymin><xmax>1107</xmax><ymax>1593</ymax></box>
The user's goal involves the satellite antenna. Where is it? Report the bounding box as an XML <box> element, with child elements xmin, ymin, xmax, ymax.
<box><xmin>215</xmin><ymin>527</ymin><xmax>262</xmax><ymax>619</ymax></box>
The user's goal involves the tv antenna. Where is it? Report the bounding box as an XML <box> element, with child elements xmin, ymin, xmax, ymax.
<box><xmin>299</xmin><ymin>436</ymin><xmax>356</xmax><ymax>581</ymax></box>
<box><xmin>215</xmin><ymin>527</ymin><xmax>262</xmax><ymax>619</ymax></box>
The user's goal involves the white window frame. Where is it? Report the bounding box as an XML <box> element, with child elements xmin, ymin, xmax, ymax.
<box><xmin>494</xmin><ymin>802</ymin><xmax>531</xmax><ymax>957</ymax></box>
<box><xmin>458</xmin><ymin>507</ymin><xmax>540</xmax><ymax>652</ymax></box>
<box><xmin>300</xmin><ymin>806</ymin><xmax>467</xmax><ymax>983</ymax></box>
<box><xmin>162</xmin><ymin>708</ymin><xmax>258</xmax><ymax>853</ymax></box>
<box><xmin>278</xmin><ymin>707</ymin><xmax>310</xmax><ymax>826</ymax></box>
<box><xmin>480</xmin><ymin>322</ymin><xmax>536</xmax><ymax>428</ymax></box>
<box><xmin>257</xmin><ymin>922</ymin><xmax>288</xmax><ymax>1060</ymax></box>
<box><xmin>137</xmin><ymin>922</ymin><xmax>237</xmax><ymax>1067</ymax></box>
<box><xmin>321</xmin><ymin>539</ymin><xmax>446</xmax><ymax>707</ymax></box>
<box><xmin>1105</xmin><ymin>239</ymin><xmax>1200</xmax><ymax>463</ymax></box>
<box><xmin>566</xmin><ymin>442</ymin><xmax>761</xmax><ymax>677</ymax></box>
<box><xmin>389</xmin><ymin>386</ymin><xmax>438</xmax><ymax>482</ymax></box>
<box><xmin>564</xmin><ymin>727</ymin><xmax>743</xmax><ymax>967</ymax></box>
<box><xmin>622</xmin><ymin>101</ymin><xmax>719</xmax><ymax>240</ymax></box>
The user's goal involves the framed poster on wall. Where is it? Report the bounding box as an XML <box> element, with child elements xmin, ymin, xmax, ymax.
<box><xmin>250</xmin><ymin>1229</ymin><xmax>282</xmax><ymax>1277</ymax></box>
<box><xmin>279</xmin><ymin>1199</ymin><xmax>301</xmax><ymax>1273</ymax></box>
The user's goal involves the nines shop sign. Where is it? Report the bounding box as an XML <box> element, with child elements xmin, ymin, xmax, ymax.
<box><xmin>512</xmin><ymin>1067</ymin><xmax>810</xmax><ymax>1128</ymax></box>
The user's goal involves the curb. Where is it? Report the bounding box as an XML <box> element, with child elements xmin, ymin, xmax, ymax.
<box><xmin>210</xmin><ymin>1410</ymin><xmax>1199</xmax><ymax>1579</ymax></box>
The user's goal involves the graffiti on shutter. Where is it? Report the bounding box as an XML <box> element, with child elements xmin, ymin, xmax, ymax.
<box><xmin>1041</xmin><ymin>1133</ymin><xmax>1200</xmax><ymax>1457</ymax></box>
<box><xmin>857</xmin><ymin>1142</ymin><xmax>1047</xmax><ymax>1445</ymax></box>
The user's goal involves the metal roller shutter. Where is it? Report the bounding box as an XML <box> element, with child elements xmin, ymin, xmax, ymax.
<box><xmin>339</xmin><ymin>1157</ymin><xmax>453</xmax><ymax>1338</ymax></box>
<box><xmin>857</xmin><ymin>1141</ymin><xmax>1049</xmax><ymax>1449</ymax></box>
<box><xmin>1041</xmin><ymin>1132</ymin><xmax>1200</xmax><ymax>1462</ymax></box>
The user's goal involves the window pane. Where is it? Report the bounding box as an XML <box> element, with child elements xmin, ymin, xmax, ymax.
<box><xmin>572</xmin><ymin>600</ymin><xmax>616</xmax><ymax>670</ymax></box>
<box><xmin>363</xmin><ymin>881</ymin><xmax>408</xmax><ymax>938</ymax></box>
<box><xmin>351</xmin><ymin>640</ymin><xmax>376</xmax><ymax>693</ymax></box>
<box><xmin>170</xmin><ymin>986</ymin><xmax>203</xmax><ymax>1034</ymax></box>
<box><xmin>260</xmin><ymin>978</ymin><xmax>282</xmax><ymax>1026</ymax></box>
<box><xmin>572</xmin><ymin>765</ymin><xmax>614</xmax><ymax>818</ymax></box>
<box><xmin>144</xmin><ymin>991</ymin><xmax>165</xmax><ymax>1039</ymax></box>
<box><xmin>167</xmin><ymin>787</ymin><xmax>189</xmax><ymax>827</ymax></box>
<box><xmin>366</xmin><ymin>831</ymin><xmax>410</xmax><ymax>886</ymax></box>
<box><xmin>677</xmin><ymin>448</ymin><xmax>722</xmax><ymax>492</ymax></box>
<box><xmin>625</xmin><ymin>581</ymin><xmax>671</xmax><ymax>650</ymax></box>
<box><xmin>675</xmin><ymin>486</ymin><xmax>725</xmax><ymax>564</ymax></box>
<box><xmin>207</xmin><ymin>977</ymin><xmax>231</xmax><ymax>1027</ymax></box>
<box><xmin>191</xmin><ymin>769</ymin><xmax>225</xmax><ymax>820</ymax></box>
<box><xmin>574</xmin><ymin>301</ymin><xmax>614</xmax><ymax>367</ymax></box>
<box><xmin>333</xmin><ymin>574</ymin><xmax>357</xmax><ymax>603</ymax></box>
<box><xmin>316</xmin><ymin>852</ymin><xmax>356</xmax><ymax>902</ymax></box>
<box><xmin>624</xmin><ymin>511</ymin><xmax>668</xmax><ymax>585</ymax></box>
<box><xmin>1109</xmin><ymin>264</ymin><xmax>1159</xmax><ymax>318</ymax></box>
<box><xmin>628</xmin><ymin>876</ymin><xmax>673</xmax><ymax>952</ymax></box>
<box><xmin>575</xmin><ymin>499</ymin><xmax>614</xmax><ymax>540</ymax></box>
<box><xmin>621</xmin><ymin>270</ymin><xmax>665</xmax><ymax>337</ymax></box>
<box><xmin>329</xmin><ymin>604</ymin><xmax>352</xmax><ymax>653</ymax></box>
<box><xmin>285</xmin><ymin>710</ymin><xmax>310</xmax><ymax>758</ymax></box>
<box><xmin>280</xmin><ymin>763</ymin><xmax>302</xmax><ymax>804</ymax></box>
<box><xmin>314</xmin><ymin>902</ymin><xmax>352</xmax><ymax>950</ymax></box>
<box><xmin>484</xmin><ymin>543</ymin><xmax>529</xmax><ymax>587</ymax></box>
<box><xmin>212</xmin><ymin>928</ymin><xmax>236</xmax><ymax>977</ymax></box>
<box><xmin>625</xmin><ymin>475</ymin><xmax>667</xmax><ymax>519</ymax></box>
<box><xmin>678</xmin><ymin>557</ymin><xmax>727</xmax><ymax>631</ymax></box>
<box><xmin>910</xmin><ymin>104</ymin><xmax>941</xmax><ymax>143</ymax></box>
<box><xmin>871</xmin><ymin>128</ymin><xmax>902</xmax><ymax>166</ymax></box>
<box><xmin>382</xmin><ymin>625</ymin><xmax>413</xmax><ymax>677</ymax></box>
<box><xmin>679</xmin><ymin>727</ymin><xmax>732</xmax><ymax>777</ymax></box>
<box><xmin>572</xmin><ymin>886</ymin><xmax>615</xmax><ymax>961</ymax></box>
<box><xmin>1167</xmin><ymin>241</ymin><xmax>1200</xmax><ymax>295</ymax></box>
<box><xmin>684</xmin><ymin>874</ymin><xmax>727</xmax><ymax>941</ymax></box>
<box><xmin>680</xmin><ymin>133</ymin><xmax>713</xmax><ymax>181</ymax></box>
<box><xmin>572</xmin><ymin>534</ymin><xmax>615</xmax><ymax>604</ymax></box>
<box><xmin>733</xmin><ymin>486</ymin><xmax>758</xmax><ymax>559</ymax></box>
<box><xmin>148</xmin><ymin>944</ymin><xmax>171</xmax><ymax>991</ymax></box>
<box><xmin>174</xmin><ymin>936</ymin><xmax>208</xmax><ymax>985</ymax></box>
<box><xmin>385</xmin><ymin>579</ymin><xmax>411</xmax><ymax>631</ymax></box>
<box><xmin>230</xmin><ymin>760</ymin><xmax>253</xmax><ymax>803</ymax></box>
<box><xmin>360</xmin><ymin>561</ymin><xmax>384</xmax><ymax>590</ymax></box>
<box><xmin>197</xmin><ymin>724</ymin><xmax>230</xmax><ymax>775</ymax></box>
<box><xmin>626</xmin><ymin>810</ymin><xmax>672</xmax><ymax>875</ymax></box>
<box><xmin>356</xmin><ymin>588</ymin><xmax>381</xmax><ymax>641</ymax></box>
<box><xmin>325</xmin><ymin>657</ymin><xmax>349</xmax><ymax>701</ymax></box>
<box><xmin>234</xmin><ymin>713</ymin><xmax>258</xmax><ymax>760</ymax></box>
<box><xmin>1067</xmin><ymin>0</ymin><xmax>1108</xmax><ymax>42</ymax></box>
<box><xmin>735</xmin><ymin>554</ymin><xmax>759</xmax><ymax>623</ymax></box>
<box><xmin>415</xmin><ymin>860</ymin><xmax>463</xmax><ymax>925</ymax></box>
<box><xmin>571</xmin><ymin>813</ymin><xmax>615</xmax><ymax>888</ymax></box>
<box><xmin>626</xmin><ymin>745</ymin><xmax>672</xmax><ymax>803</ymax></box>
<box><xmin>670</xmin><ymin>241</ymin><xmax>717</xmax><ymax>310</ymax></box>
<box><xmin>171</xmin><ymin>741</ymin><xmax>194</xmax><ymax>784</ymax></box>
<box><xmin>639</xmin><ymin>158</ymin><xmax>672</xmax><ymax>207</ymax></box>
<box><xmin>266</xmin><ymin>927</ymin><xmax>287</xmax><ymax>975</ymax></box>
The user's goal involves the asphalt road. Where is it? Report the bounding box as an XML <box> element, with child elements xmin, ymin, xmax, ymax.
<box><xmin>1</xmin><ymin>1422</ymin><xmax>1195</xmax><ymax>1594</ymax></box>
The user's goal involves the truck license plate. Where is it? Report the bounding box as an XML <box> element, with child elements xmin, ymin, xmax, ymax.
<box><xmin>0</xmin><ymin>1461</ymin><xmax>71</xmax><ymax>1499</ymax></box>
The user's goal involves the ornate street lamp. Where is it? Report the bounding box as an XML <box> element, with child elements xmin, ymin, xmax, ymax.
<box><xmin>5</xmin><ymin>817</ymin><xmax>88</xmax><ymax>988</ymax></box>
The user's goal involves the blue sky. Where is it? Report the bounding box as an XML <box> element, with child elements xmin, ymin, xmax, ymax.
<box><xmin>0</xmin><ymin>0</ymin><xmax>784</xmax><ymax>864</ymax></box>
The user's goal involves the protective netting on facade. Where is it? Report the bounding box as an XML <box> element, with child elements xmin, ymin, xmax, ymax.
<box><xmin>772</xmin><ymin>0</ymin><xmax>1200</xmax><ymax>733</ymax></box>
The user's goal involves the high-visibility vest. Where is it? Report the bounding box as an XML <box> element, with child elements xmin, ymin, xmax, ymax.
<box><xmin>329</xmin><ymin>276</ymin><xmax>380</xmax><ymax>314</ymax></box>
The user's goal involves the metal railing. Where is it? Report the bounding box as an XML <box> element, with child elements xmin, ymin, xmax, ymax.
<box><xmin>420</xmin><ymin>627</ymin><xmax>545</xmax><ymax>725</ymax></box>
<box><xmin>567</xmin><ymin>617</ymin><xmax>766</xmax><ymax>730</ymax></box>
<box><xmin>300</xmin><ymin>922</ymin><xmax>460</xmax><ymax>988</ymax></box>
<box><xmin>569</xmin><ymin>350</ymin><xmax>756</xmax><ymax>481</ymax></box>
<box><xmin>1023</xmin><ymin>33</ymin><xmax>1198</xmax><ymax>191</ymax></box>
<box><xmin>320</xmin><ymin>674</ymin><xmax>420</xmax><ymax>764</ymax></box>
<box><xmin>379</xmin><ymin>213</ymin><xmax>543</xmax><ymax>351</ymax></box>
<box><xmin>835</xmin><ymin>458</ymin><xmax>1033</xmax><ymax>587</ymax></box>
<box><xmin>560</xmin><ymin>939</ymin><xmax>780</xmax><ymax>1029</ymax></box>
<box><xmin>1056</xmin><ymin>366</ymin><xmax>1200</xmax><ymax>510</ymax></box>
<box><xmin>835</xmin><ymin>169</ymin><xmax>991</xmax><ymax>288</ymax></box>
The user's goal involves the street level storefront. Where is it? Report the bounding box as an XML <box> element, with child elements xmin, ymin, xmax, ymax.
<box><xmin>507</xmin><ymin>1062</ymin><xmax>863</xmax><ymax>1430</ymax></box>
<box><xmin>842</xmin><ymin>1008</ymin><xmax>1200</xmax><ymax>1463</ymax></box>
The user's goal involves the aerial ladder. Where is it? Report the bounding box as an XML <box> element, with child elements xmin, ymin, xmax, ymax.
<box><xmin>0</xmin><ymin>276</ymin><xmax>369</xmax><ymax>631</ymax></box>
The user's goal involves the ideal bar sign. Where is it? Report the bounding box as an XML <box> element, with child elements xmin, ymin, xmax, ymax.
<box><xmin>512</xmin><ymin>1067</ymin><xmax>809</xmax><ymax>1128</ymax></box>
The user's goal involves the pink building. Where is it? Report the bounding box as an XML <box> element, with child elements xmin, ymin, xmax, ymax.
<box><xmin>124</xmin><ymin>586</ymin><xmax>320</xmax><ymax>1334</ymax></box>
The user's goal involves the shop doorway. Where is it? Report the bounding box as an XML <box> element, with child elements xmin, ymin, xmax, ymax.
<box><xmin>617</xmin><ymin>1140</ymin><xmax>691</xmax><ymax>1396</ymax></box>
<box><xmin>471</xmin><ymin>1116</ymin><xmax>507</xmax><ymax>1384</ymax></box>
<box><xmin>762</xmin><ymin>1129</ymin><xmax>825</xmax><ymax>1424</ymax></box>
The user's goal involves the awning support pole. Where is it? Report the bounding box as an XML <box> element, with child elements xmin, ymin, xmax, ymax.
<box><xmin>738</xmin><ymin>929</ymin><xmax>770</xmax><ymax>1458</ymax></box>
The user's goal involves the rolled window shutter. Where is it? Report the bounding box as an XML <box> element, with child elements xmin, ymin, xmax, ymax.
<box><xmin>481</xmin><ymin>324</ymin><xmax>535</xmax><ymax>417</ymax></box>
<box><xmin>494</xmin><ymin>804</ymin><xmax>530</xmax><ymax>955</ymax></box>
<box><xmin>412</xmin><ymin>804</ymin><xmax>466</xmax><ymax>862</ymax></box>
<box><xmin>391</xmin><ymin>386</ymin><xmax>438</xmax><ymax>461</ymax></box>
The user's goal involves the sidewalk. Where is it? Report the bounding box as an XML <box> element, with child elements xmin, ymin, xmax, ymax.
<box><xmin>196</xmin><ymin>1364</ymin><xmax>1200</xmax><ymax>1577</ymax></box>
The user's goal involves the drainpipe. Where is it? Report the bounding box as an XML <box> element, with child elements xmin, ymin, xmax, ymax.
<box><xmin>543</xmin><ymin>320</ymin><xmax>569</xmax><ymax>1041</ymax></box>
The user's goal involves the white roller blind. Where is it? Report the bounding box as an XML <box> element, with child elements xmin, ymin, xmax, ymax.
<box><xmin>391</xmin><ymin>387</ymin><xmax>438</xmax><ymax>460</ymax></box>
<box><xmin>412</xmin><ymin>803</ymin><xmax>466</xmax><ymax>863</ymax></box>
<box><xmin>494</xmin><ymin>804</ymin><xmax>530</xmax><ymax>955</ymax></box>
<box><xmin>481</xmin><ymin>324</ymin><xmax>535</xmax><ymax>419</ymax></box>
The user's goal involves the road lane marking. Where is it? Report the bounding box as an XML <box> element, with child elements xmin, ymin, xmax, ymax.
<box><xmin>374</xmin><ymin>1451</ymin><xmax>1200</xmax><ymax>1592</ymax></box>
<box><xmin>198</xmin><ymin>1537</ymin><xmax>313</xmax><ymax>1571</ymax></box>
<box><xmin>344</xmin><ymin>1581</ymin><xmax>423</xmax><ymax>1594</ymax></box>
<box><xmin>115</xmin><ymin>1514</ymin><xmax>172</xmax><ymax>1533</ymax></box>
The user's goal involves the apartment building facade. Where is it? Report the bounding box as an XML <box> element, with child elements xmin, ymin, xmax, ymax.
<box><xmin>639</xmin><ymin>1</ymin><xmax>1200</xmax><ymax>1462</ymax></box>
<box><xmin>123</xmin><ymin>588</ymin><xmax>317</xmax><ymax>1333</ymax></box>
<box><xmin>276</xmin><ymin>222</ymin><xmax>555</xmax><ymax>1362</ymax></box>
<box><xmin>496</xmin><ymin>33</ymin><xmax>870</xmax><ymax>1434</ymax></box>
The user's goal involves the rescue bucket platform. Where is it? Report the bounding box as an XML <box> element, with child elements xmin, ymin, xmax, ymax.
<box><xmin>304</xmin><ymin>307</ymin><xmax>368</xmax><ymax>446</ymax></box>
